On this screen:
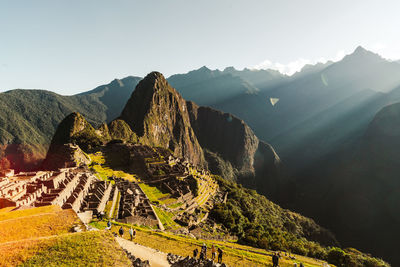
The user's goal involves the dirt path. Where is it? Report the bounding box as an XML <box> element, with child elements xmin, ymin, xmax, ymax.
<box><xmin>115</xmin><ymin>236</ymin><xmax>170</xmax><ymax>267</ymax></box>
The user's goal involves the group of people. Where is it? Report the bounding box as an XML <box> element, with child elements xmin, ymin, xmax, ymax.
<box><xmin>118</xmin><ymin>225</ymin><xmax>136</xmax><ymax>240</ymax></box>
<box><xmin>106</xmin><ymin>220</ymin><xmax>136</xmax><ymax>241</ymax></box>
<box><xmin>193</xmin><ymin>244</ymin><xmax>223</xmax><ymax>263</ymax></box>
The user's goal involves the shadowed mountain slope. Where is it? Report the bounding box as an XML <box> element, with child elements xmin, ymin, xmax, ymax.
<box><xmin>0</xmin><ymin>77</ymin><xmax>141</xmax><ymax>170</ymax></box>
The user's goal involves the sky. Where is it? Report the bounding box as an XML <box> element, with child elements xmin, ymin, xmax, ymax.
<box><xmin>1</xmin><ymin>0</ymin><xmax>400</xmax><ymax>95</ymax></box>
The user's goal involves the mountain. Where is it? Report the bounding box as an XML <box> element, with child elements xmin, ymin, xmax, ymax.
<box><xmin>168</xmin><ymin>66</ymin><xmax>260</xmax><ymax>107</ymax></box>
<box><xmin>118</xmin><ymin>72</ymin><xmax>281</xmax><ymax>188</ymax></box>
<box><xmin>43</xmin><ymin>72</ymin><xmax>281</xmax><ymax>190</ymax></box>
<box><xmin>79</xmin><ymin>76</ymin><xmax>142</xmax><ymax>121</ymax></box>
<box><xmin>120</xmin><ymin>72</ymin><xmax>205</xmax><ymax>166</ymax></box>
<box><xmin>0</xmin><ymin>76</ymin><xmax>141</xmax><ymax>171</ymax></box>
<box><xmin>169</xmin><ymin>47</ymin><xmax>400</xmax><ymax>174</ymax></box>
<box><xmin>289</xmin><ymin>103</ymin><xmax>400</xmax><ymax>266</ymax></box>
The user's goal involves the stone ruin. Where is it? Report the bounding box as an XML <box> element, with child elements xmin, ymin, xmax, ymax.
<box><xmin>0</xmin><ymin>168</ymin><xmax>99</xmax><ymax>212</ymax></box>
<box><xmin>114</xmin><ymin>178</ymin><xmax>160</xmax><ymax>229</ymax></box>
<box><xmin>0</xmin><ymin>165</ymin><xmax>163</xmax><ymax>229</ymax></box>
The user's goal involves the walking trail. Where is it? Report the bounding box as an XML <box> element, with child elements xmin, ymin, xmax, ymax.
<box><xmin>115</xmin><ymin>236</ymin><xmax>170</xmax><ymax>267</ymax></box>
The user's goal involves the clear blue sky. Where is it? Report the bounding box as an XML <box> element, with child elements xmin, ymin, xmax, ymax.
<box><xmin>1</xmin><ymin>0</ymin><xmax>400</xmax><ymax>94</ymax></box>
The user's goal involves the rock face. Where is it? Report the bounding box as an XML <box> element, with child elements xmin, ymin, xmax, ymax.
<box><xmin>187</xmin><ymin>102</ymin><xmax>259</xmax><ymax>174</ymax></box>
<box><xmin>120</xmin><ymin>72</ymin><xmax>205</xmax><ymax>166</ymax></box>
<box><xmin>108</xmin><ymin>119</ymin><xmax>138</xmax><ymax>143</ymax></box>
<box><xmin>187</xmin><ymin>101</ymin><xmax>280</xmax><ymax>186</ymax></box>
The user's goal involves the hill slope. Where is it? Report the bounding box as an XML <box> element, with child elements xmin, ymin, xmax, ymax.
<box><xmin>0</xmin><ymin>76</ymin><xmax>141</xmax><ymax>171</ymax></box>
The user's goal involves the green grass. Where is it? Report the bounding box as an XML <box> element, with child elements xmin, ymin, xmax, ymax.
<box><xmin>152</xmin><ymin>206</ymin><xmax>180</xmax><ymax>229</ymax></box>
<box><xmin>5</xmin><ymin>231</ymin><xmax>131</xmax><ymax>267</ymax></box>
<box><xmin>0</xmin><ymin>207</ymin><xmax>80</xmax><ymax>244</ymax></box>
<box><xmin>104</xmin><ymin>201</ymin><xmax>113</xmax><ymax>218</ymax></box>
<box><xmin>168</xmin><ymin>202</ymin><xmax>184</xmax><ymax>209</ymax></box>
<box><xmin>112</xmin><ymin>191</ymin><xmax>121</xmax><ymax>219</ymax></box>
<box><xmin>89</xmin><ymin>152</ymin><xmax>137</xmax><ymax>182</ymax></box>
<box><xmin>139</xmin><ymin>183</ymin><xmax>171</xmax><ymax>203</ymax></box>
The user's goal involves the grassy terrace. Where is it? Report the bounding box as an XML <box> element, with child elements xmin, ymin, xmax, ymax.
<box><xmin>0</xmin><ymin>231</ymin><xmax>131</xmax><ymax>267</ymax></box>
<box><xmin>0</xmin><ymin>206</ymin><xmax>131</xmax><ymax>266</ymax></box>
<box><xmin>0</xmin><ymin>206</ymin><xmax>80</xmax><ymax>244</ymax></box>
<box><xmin>152</xmin><ymin>206</ymin><xmax>180</xmax><ymax>229</ymax></box>
<box><xmin>89</xmin><ymin>152</ymin><xmax>137</xmax><ymax>182</ymax></box>
<box><xmin>90</xmin><ymin>220</ymin><xmax>330</xmax><ymax>267</ymax></box>
<box><xmin>193</xmin><ymin>172</ymin><xmax>218</xmax><ymax>207</ymax></box>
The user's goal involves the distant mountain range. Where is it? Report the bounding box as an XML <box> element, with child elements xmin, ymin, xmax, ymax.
<box><xmin>2</xmin><ymin>46</ymin><xmax>400</xmax><ymax>264</ymax></box>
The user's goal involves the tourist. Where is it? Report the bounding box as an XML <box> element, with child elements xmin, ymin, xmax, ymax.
<box><xmin>193</xmin><ymin>248</ymin><xmax>199</xmax><ymax>258</ymax></box>
<box><xmin>129</xmin><ymin>227</ymin><xmax>134</xmax><ymax>241</ymax></box>
<box><xmin>119</xmin><ymin>226</ymin><xmax>124</xmax><ymax>237</ymax></box>
<box><xmin>199</xmin><ymin>250</ymin><xmax>204</xmax><ymax>261</ymax></box>
<box><xmin>106</xmin><ymin>220</ymin><xmax>112</xmax><ymax>230</ymax></box>
<box><xmin>201</xmin><ymin>243</ymin><xmax>207</xmax><ymax>259</ymax></box>
<box><xmin>272</xmin><ymin>252</ymin><xmax>279</xmax><ymax>267</ymax></box>
<box><xmin>217</xmin><ymin>247</ymin><xmax>223</xmax><ymax>263</ymax></box>
<box><xmin>211</xmin><ymin>245</ymin><xmax>216</xmax><ymax>261</ymax></box>
<box><xmin>133</xmin><ymin>229</ymin><xmax>136</xmax><ymax>239</ymax></box>
<box><xmin>299</xmin><ymin>263</ymin><xmax>304</xmax><ymax>267</ymax></box>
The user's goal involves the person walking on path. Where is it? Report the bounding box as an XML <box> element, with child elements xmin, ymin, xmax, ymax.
<box><xmin>201</xmin><ymin>243</ymin><xmax>207</xmax><ymax>259</ymax></box>
<box><xmin>119</xmin><ymin>226</ymin><xmax>124</xmax><ymax>237</ymax></box>
<box><xmin>272</xmin><ymin>252</ymin><xmax>279</xmax><ymax>267</ymax></box>
<box><xmin>106</xmin><ymin>220</ymin><xmax>112</xmax><ymax>230</ymax></box>
<box><xmin>217</xmin><ymin>247</ymin><xmax>223</xmax><ymax>264</ymax></box>
<box><xmin>211</xmin><ymin>245</ymin><xmax>216</xmax><ymax>261</ymax></box>
<box><xmin>129</xmin><ymin>227</ymin><xmax>134</xmax><ymax>241</ymax></box>
<box><xmin>193</xmin><ymin>248</ymin><xmax>199</xmax><ymax>259</ymax></box>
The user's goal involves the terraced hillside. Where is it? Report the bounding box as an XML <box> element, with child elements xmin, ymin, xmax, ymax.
<box><xmin>88</xmin><ymin>144</ymin><xmax>220</xmax><ymax>233</ymax></box>
<box><xmin>0</xmin><ymin>206</ymin><xmax>131</xmax><ymax>266</ymax></box>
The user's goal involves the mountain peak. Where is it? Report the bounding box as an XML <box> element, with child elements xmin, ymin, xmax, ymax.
<box><xmin>223</xmin><ymin>66</ymin><xmax>236</xmax><ymax>72</ymax></box>
<box><xmin>354</xmin><ymin>45</ymin><xmax>369</xmax><ymax>54</ymax></box>
<box><xmin>120</xmin><ymin>71</ymin><xmax>205</xmax><ymax>166</ymax></box>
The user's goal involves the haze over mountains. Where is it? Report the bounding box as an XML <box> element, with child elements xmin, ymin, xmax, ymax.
<box><xmin>2</xmin><ymin>46</ymin><xmax>400</xmax><ymax>264</ymax></box>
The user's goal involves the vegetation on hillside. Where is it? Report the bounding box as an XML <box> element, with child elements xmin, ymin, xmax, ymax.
<box><xmin>210</xmin><ymin>176</ymin><xmax>389</xmax><ymax>267</ymax></box>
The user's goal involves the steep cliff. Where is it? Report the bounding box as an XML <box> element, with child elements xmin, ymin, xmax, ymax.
<box><xmin>186</xmin><ymin>101</ymin><xmax>281</xmax><ymax>193</ymax></box>
<box><xmin>120</xmin><ymin>72</ymin><xmax>205</xmax><ymax>166</ymax></box>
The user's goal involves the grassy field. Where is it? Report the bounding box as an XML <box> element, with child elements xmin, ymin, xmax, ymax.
<box><xmin>0</xmin><ymin>205</ymin><xmax>61</xmax><ymax>221</ymax></box>
<box><xmin>89</xmin><ymin>152</ymin><xmax>137</xmax><ymax>182</ymax></box>
<box><xmin>0</xmin><ymin>231</ymin><xmax>131</xmax><ymax>267</ymax></box>
<box><xmin>90</xmin><ymin>220</ymin><xmax>330</xmax><ymax>267</ymax></box>
<box><xmin>152</xmin><ymin>206</ymin><xmax>180</xmax><ymax>229</ymax></box>
<box><xmin>0</xmin><ymin>206</ymin><xmax>81</xmax><ymax>245</ymax></box>
<box><xmin>0</xmin><ymin>206</ymin><xmax>131</xmax><ymax>266</ymax></box>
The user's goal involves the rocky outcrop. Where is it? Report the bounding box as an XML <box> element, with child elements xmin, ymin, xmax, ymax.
<box><xmin>42</xmin><ymin>112</ymin><xmax>102</xmax><ymax>170</ymax></box>
<box><xmin>47</xmin><ymin>112</ymin><xmax>103</xmax><ymax>150</ymax></box>
<box><xmin>187</xmin><ymin>101</ymin><xmax>280</xmax><ymax>183</ymax></box>
<box><xmin>120</xmin><ymin>72</ymin><xmax>205</xmax><ymax>166</ymax></box>
<box><xmin>167</xmin><ymin>253</ymin><xmax>228</xmax><ymax>267</ymax></box>
<box><xmin>108</xmin><ymin>119</ymin><xmax>138</xmax><ymax>143</ymax></box>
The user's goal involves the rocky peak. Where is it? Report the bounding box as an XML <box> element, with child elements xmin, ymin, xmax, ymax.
<box><xmin>120</xmin><ymin>72</ymin><xmax>205</xmax><ymax>166</ymax></box>
<box><xmin>343</xmin><ymin>45</ymin><xmax>384</xmax><ymax>63</ymax></box>
<box><xmin>42</xmin><ymin>112</ymin><xmax>100</xmax><ymax>170</ymax></box>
